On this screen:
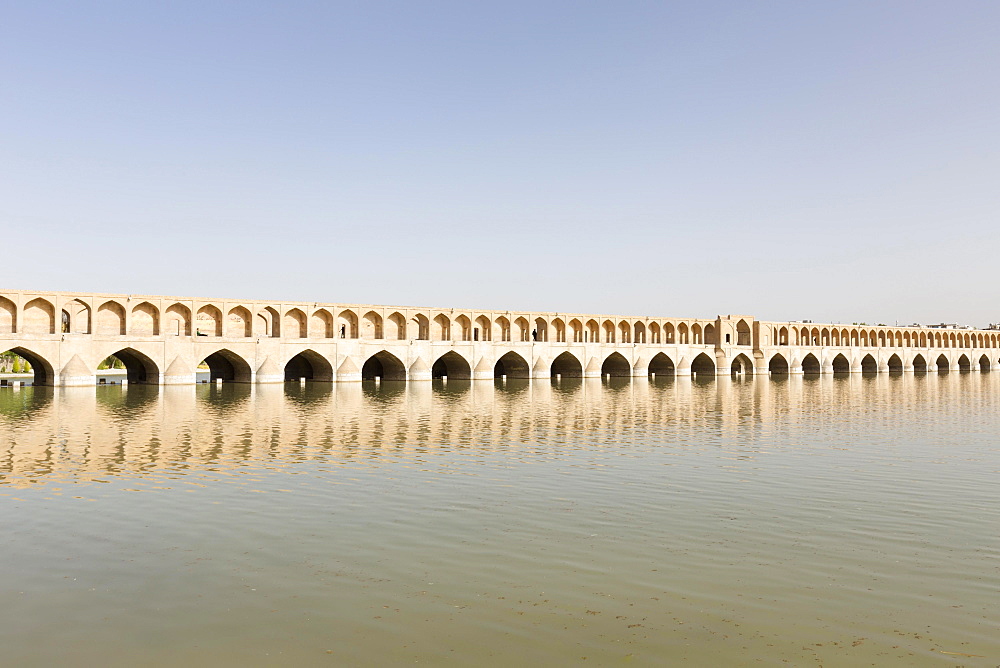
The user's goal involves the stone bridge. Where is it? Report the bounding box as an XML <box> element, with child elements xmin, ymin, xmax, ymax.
<box><xmin>2</xmin><ymin>289</ymin><xmax>998</xmax><ymax>386</ymax></box>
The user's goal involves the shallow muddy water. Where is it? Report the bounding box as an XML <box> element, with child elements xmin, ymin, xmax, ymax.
<box><xmin>1</xmin><ymin>374</ymin><xmax>998</xmax><ymax>666</ymax></box>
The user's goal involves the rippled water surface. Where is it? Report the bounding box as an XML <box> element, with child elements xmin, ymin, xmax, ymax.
<box><xmin>1</xmin><ymin>374</ymin><xmax>998</xmax><ymax>666</ymax></box>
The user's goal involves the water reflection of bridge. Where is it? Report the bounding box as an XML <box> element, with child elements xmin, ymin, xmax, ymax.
<box><xmin>2</xmin><ymin>289</ymin><xmax>998</xmax><ymax>386</ymax></box>
<box><xmin>2</xmin><ymin>374</ymin><xmax>998</xmax><ymax>486</ymax></box>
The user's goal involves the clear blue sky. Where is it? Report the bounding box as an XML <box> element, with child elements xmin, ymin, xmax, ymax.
<box><xmin>2</xmin><ymin>1</ymin><xmax>998</xmax><ymax>325</ymax></box>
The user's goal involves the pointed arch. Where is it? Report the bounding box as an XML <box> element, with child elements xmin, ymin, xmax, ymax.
<box><xmin>456</xmin><ymin>314</ymin><xmax>472</xmax><ymax>341</ymax></box>
<box><xmin>311</xmin><ymin>309</ymin><xmax>334</xmax><ymax>338</ymax></box>
<box><xmin>935</xmin><ymin>354</ymin><xmax>950</xmax><ymax>373</ymax></box>
<box><xmin>199</xmin><ymin>348</ymin><xmax>252</xmax><ymax>383</ymax></box>
<box><xmin>832</xmin><ymin>353</ymin><xmax>850</xmax><ymax>374</ymax></box>
<box><xmin>432</xmin><ymin>351</ymin><xmax>471</xmax><ymax>379</ymax></box>
<box><xmin>861</xmin><ymin>354</ymin><xmax>878</xmax><ymax>374</ymax></box>
<box><xmin>284</xmin><ymin>308</ymin><xmax>307</xmax><ymax>339</ymax></box>
<box><xmin>64</xmin><ymin>298</ymin><xmax>91</xmax><ymax>334</ymax></box>
<box><xmin>979</xmin><ymin>354</ymin><xmax>990</xmax><ymax>373</ymax></box>
<box><xmin>618</xmin><ymin>321</ymin><xmax>631</xmax><ymax>344</ymax></box>
<box><xmin>648</xmin><ymin>322</ymin><xmax>661</xmax><ymax>344</ymax></box>
<box><xmin>494</xmin><ymin>351</ymin><xmax>530</xmax><ymax>379</ymax></box>
<box><xmin>164</xmin><ymin>303</ymin><xmax>191</xmax><ymax>336</ymax></box>
<box><xmin>551</xmin><ymin>318</ymin><xmax>566</xmax><ymax>343</ymax></box>
<box><xmin>801</xmin><ymin>353</ymin><xmax>821</xmax><ymax>375</ymax></box>
<box><xmin>533</xmin><ymin>317</ymin><xmax>548</xmax><ymax>342</ymax></box>
<box><xmin>433</xmin><ymin>314</ymin><xmax>451</xmax><ymax>341</ymax></box>
<box><xmin>411</xmin><ymin>313</ymin><xmax>429</xmax><ymax>340</ymax></box>
<box><xmin>690</xmin><ymin>353</ymin><xmax>715</xmax><ymax>377</ymax></box>
<box><xmin>569</xmin><ymin>318</ymin><xmax>584</xmax><ymax>343</ymax></box>
<box><xmin>256</xmin><ymin>306</ymin><xmax>280</xmax><ymax>338</ymax></box>
<box><xmin>887</xmin><ymin>354</ymin><xmax>903</xmax><ymax>373</ymax></box>
<box><xmin>677</xmin><ymin>323</ymin><xmax>689</xmax><ymax>345</ymax></box>
<box><xmin>362</xmin><ymin>310</ymin><xmax>384</xmax><ymax>339</ymax></box>
<box><xmin>602</xmin><ymin>320</ymin><xmax>616</xmax><ymax>343</ymax></box>
<box><xmin>338</xmin><ymin>310</ymin><xmax>358</xmax><ymax>339</ymax></box>
<box><xmin>957</xmin><ymin>354</ymin><xmax>971</xmax><ymax>372</ymax></box>
<box><xmin>0</xmin><ymin>296</ymin><xmax>16</xmax><ymax>333</ymax></box>
<box><xmin>730</xmin><ymin>353</ymin><xmax>753</xmax><ymax>375</ymax></box>
<box><xmin>227</xmin><ymin>306</ymin><xmax>253</xmax><ymax>337</ymax></box>
<box><xmin>0</xmin><ymin>346</ymin><xmax>55</xmax><ymax>385</ymax></box>
<box><xmin>648</xmin><ymin>352</ymin><xmax>674</xmax><ymax>376</ymax></box>
<box><xmin>474</xmin><ymin>315</ymin><xmax>491</xmax><ymax>341</ymax></box>
<box><xmin>361</xmin><ymin>351</ymin><xmax>406</xmax><ymax>382</ymax></box>
<box><xmin>912</xmin><ymin>354</ymin><xmax>927</xmax><ymax>373</ymax></box>
<box><xmin>495</xmin><ymin>316</ymin><xmax>511</xmax><ymax>342</ymax></box>
<box><xmin>585</xmin><ymin>319</ymin><xmax>599</xmax><ymax>343</ymax></box>
<box><xmin>129</xmin><ymin>302</ymin><xmax>159</xmax><ymax>336</ymax></box>
<box><xmin>514</xmin><ymin>317</ymin><xmax>530</xmax><ymax>342</ymax></box>
<box><xmin>550</xmin><ymin>351</ymin><xmax>583</xmax><ymax>378</ymax></box>
<box><xmin>601</xmin><ymin>352</ymin><xmax>631</xmax><ymax>377</ymax></box>
<box><xmin>106</xmin><ymin>347</ymin><xmax>160</xmax><ymax>384</ymax></box>
<box><xmin>387</xmin><ymin>312</ymin><xmax>407</xmax><ymax>340</ymax></box>
<box><xmin>96</xmin><ymin>300</ymin><xmax>126</xmax><ymax>336</ymax></box>
<box><xmin>769</xmin><ymin>353</ymin><xmax>789</xmax><ymax>375</ymax></box>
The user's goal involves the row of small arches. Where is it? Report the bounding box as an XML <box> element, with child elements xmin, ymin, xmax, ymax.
<box><xmin>768</xmin><ymin>325</ymin><xmax>999</xmax><ymax>350</ymax></box>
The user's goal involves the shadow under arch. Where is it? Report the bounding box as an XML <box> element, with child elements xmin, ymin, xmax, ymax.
<box><xmin>957</xmin><ymin>354</ymin><xmax>971</xmax><ymax>372</ymax></box>
<box><xmin>1</xmin><ymin>346</ymin><xmax>55</xmax><ymax>386</ymax></box>
<box><xmin>690</xmin><ymin>353</ymin><xmax>715</xmax><ymax>378</ymax></box>
<box><xmin>107</xmin><ymin>347</ymin><xmax>160</xmax><ymax>384</ymax></box>
<box><xmin>979</xmin><ymin>354</ymin><xmax>991</xmax><ymax>373</ymax></box>
<box><xmin>648</xmin><ymin>352</ymin><xmax>674</xmax><ymax>377</ymax></box>
<box><xmin>861</xmin><ymin>354</ymin><xmax>878</xmax><ymax>374</ymax></box>
<box><xmin>361</xmin><ymin>351</ymin><xmax>407</xmax><ymax>382</ymax></box>
<box><xmin>550</xmin><ymin>351</ymin><xmax>582</xmax><ymax>377</ymax></box>
<box><xmin>768</xmin><ymin>353</ymin><xmax>789</xmax><ymax>375</ymax></box>
<box><xmin>601</xmin><ymin>352</ymin><xmax>631</xmax><ymax>377</ymax></box>
<box><xmin>912</xmin><ymin>354</ymin><xmax>927</xmax><ymax>373</ymax></box>
<box><xmin>730</xmin><ymin>353</ymin><xmax>753</xmax><ymax>375</ymax></box>
<box><xmin>494</xmin><ymin>351</ymin><xmax>530</xmax><ymax>379</ymax></box>
<box><xmin>285</xmin><ymin>349</ymin><xmax>335</xmax><ymax>382</ymax></box>
<box><xmin>887</xmin><ymin>354</ymin><xmax>903</xmax><ymax>374</ymax></box>
<box><xmin>935</xmin><ymin>354</ymin><xmax>950</xmax><ymax>373</ymax></box>
<box><xmin>432</xmin><ymin>351</ymin><xmax>471</xmax><ymax>380</ymax></box>
<box><xmin>832</xmin><ymin>353</ymin><xmax>850</xmax><ymax>375</ymax></box>
<box><xmin>96</xmin><ymin>383</ymin><xmax>160</xmax><ymax>415</ymax></box>
<box><xmin>200</xmin><ymin>348</ymin><xmax>253</xmax><ymax>383</ymax></box>
<box><xmin>801</xmin><ymin>353</ymin><xmax>820</xmax><ymax>375</ymax></box>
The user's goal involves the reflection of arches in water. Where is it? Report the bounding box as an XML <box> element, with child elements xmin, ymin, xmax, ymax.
<box><xmin>861</xmin><ymin>354</ymin><xmax>878</xmax><ymax>374</ymax></box>
<box><xmin>285</xmin><ymin>350</ymin><xmax>335</xmax><ymax>382</ymax></box>
<box><xmin>887</xmin><ymin>354</ymin><xmax>903</xmax><ymax>373</ymax></box>
<box><xmin>768</xmin><ymin>353</ymin><xmax>788</xmax><ymax>375</ymax></box>
<box><xmin>648</xmin><ymin>353</ymin><xmax>674</xmax><ymax>377</ymax></box>
<box><xmin>1</xmin><ymin>347</ymin><xmax>55</xmax><ymax>386</ymax></box>
<box><xmin>494</xmin><ymin>351</ymin><xmax>530</xmax><ymax>379</ymax></box>
<box><xmin>935</xmin><ymin>354</ymin><xmax>950</xmax><ymax>373</ymax></box>
<box><xmin>106</xmin><ymin>348</ymin><xmax>160</xmax><ymax>384</ymax></box>
<box><xmin>832</xmin><ymin>354</ymin><xmax>850</xmax><ymax>374</ymax></box>
<box><xmin>432</xmin><ymin>352</ymin><xmax>471</xmax><ymax>380</ymax></box>
<box><xmin>96</xmin><ymin>383</ymin><xmax>159</xmax><ymax>414</ymax></box>
<box><xmin>361</xmin><ymin>351</ymin><xmax>407</xmax><ymax>381</ymax></box>
<box><xmin>912</xmin><ymin>354</ymin><xmax>927</xmax><ymax>373</ymax></box>
<box><xmin>801</xmin><ymin>354</ymin><xmax>820</xmax><ymax>375</ymax></box>
<box><xmin>690</xmin><ymin>353</ymin><xmax>715</xmax><ymax>378</ymax></box>
<box><xmin>601</xmin><ymin>352</ymin><xmax>631</xmax><ymax>377</ymax></box>
<box><xmin>730</xmin><ymin>354</ymin><xmax>753</xmax><ymax>375</ymax></box>
<box><xmin>200</xmin><ymin>349</ymin><xmax>253</xmax><ymax>383</ymax></box>
<box><xmin>0</xmin><ymin>385</ymin><xmax>54</xmax><ymax>417</ymax></box>
<box><xmin>550</xmin><ymin>352</ymin><xmax>583</xmax><ymax>378</ymax></box>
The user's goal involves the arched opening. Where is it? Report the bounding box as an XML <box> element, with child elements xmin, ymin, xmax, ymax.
<box><xmin>690</xmin><ymin>353</ymin><xmax>715</xmax><ymax>378</ymax></box>
<box><xmin>432</xmin><ymin>352</ymin><xmax>471</xmax><ymax>380</ymax></box>
<box><xmin>736</xmin><ymin>320</ymin><xmax>751</xmax><ymax>346</ymax></box>
<box><xmin>601</xmin><ymin>352</ymin><xmax>631</xmax><ymax>377</ymax></box>
<box><xmin>199</xmin><ymin>349</ymin><xmax>253</xmax><ymax>383</ymax></box>
<box><xmin>648</xmin><ymin>353</ymin><xmax>674</xmax><ymax>377</ymax></box>
<box><xmin>196</xmin><ymin>305</ymin><xmax>223</xmax><ymax>337</ymax></box>
<box><xmin>227</xmin><ymin>306</ymin><xmax>253</xmax><ymax>337</ymax></box>
<box><xmin>311</xmin><ymin>309</ymin><xmax>334</xmax><ymax>338</ymax></box>
<box><xmin>768</xmin><ymin>353</ymin><xmax>789</xmax><ymax>375</ymax></box>
<box><xmin>99</xmin><ymin>348</ymin><xmax>160</xmax><ymax>384</ymax></box>
<box><xmin>285</xmin><ymin>350</ymin><xmax>335</xmax><ymax>382</ymax></box>
<box><xmin>494</xmin><ymin>352</ymin><xmax>530</xmax><ymax>379</ymax></box>
<box><xmin>832</xmin><ymin>354</ymin><xmax>850</xmax><ymax>374</ymax></box>
<box><xmin>130</xmin><ymin>302</ymin><xmax>159</xmax><ymax>336</ymax></box>
<box><xmin>979</xmin><ymin>355</ymin><xmax>991</xmax><ymax>373</ymax></box>
<box><xmin>958</xmin><ymin>354</ymin><xmax>971</xmax><ymax>373</ymax></box>
<box><xmin>0</xmin><ymin>296</ymin><xmax>16</xmax><ymax>333</ymax></box>
<box><xmin>861</xmin><ymin>354</ymin><xmax>878</xmax><ymax>374</ymax></box>
<box><xmin>550</xmin><ymin>352</ymin><xmax>583</xmax><ymax>378</ymax></box>
<box><xmin>801</xmin><ymin>353</ymin><xmax>821</xmax><ymax>375</ymax></box>
<box><xmin>912</xmin><ymin>354</ymin><xmax>927</xmax><ymax>373</ymax></box>
<box><xmin>23</xmin><ymin>298</ymin><xmax>56</xmax><ymax>334</ymax></box>
<box><xmin>284</xmin><ymin>309</ymin><xmax>307</xmax><ymax>339</ymax></box>
<box><xmin>165</xmin><ymin>303</ymin><xmax>192</xmax><ymax>336</ymax></box>
<box><xmin>97</xmin><ymin>300</ymin><xmax>126</xmax><ymax>336</ymax></box>
<box><xmin>887</xmin><ymin>354</ymin><xmax>903</xmax><ymax>374</ymax></box>
<box><xmin>730</xmin><ymin>354</ymin><xmax>753</xmax><ymax>375</ymax></box>
<box><xmin>935</xmin><ymin>354</ymin><xmax>950</xmax><ymax>374</ymax></box>
<box><xmin>360</xmin><ymin>351</ymin><xmax>407</xmax><ymax>382</ymax></box>
<box><xmin>0</xmin><ymin>347</ymin><xmax>55</xmax><ymax>386</ymax></box>
<box><xmin>64</xmin><ymin>299</ymin><xmax>91</xmax><ymax>334</ymax></box>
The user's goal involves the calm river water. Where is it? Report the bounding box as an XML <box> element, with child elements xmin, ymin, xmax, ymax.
<box><xmin>1</xmin><ymin>374</ymin><xmax>998</xmax><ymax>666</ymax></box>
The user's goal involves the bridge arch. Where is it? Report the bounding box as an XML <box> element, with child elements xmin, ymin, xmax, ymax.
<box><xmin>1</xmin><ymin>346</ymin><xmax>55</xmax><ymax>385</ymax></box>
<box><xmin>979</xmin><ymin>354</ymin><xmax>991</xmax><ymax>373</ymax></box>
<box><xmin>801</xmin><ymin>353</ymin><xmax>821</xmax><ymax>375</ymax></box>
<box><xmin>550</xmin><ymin>351</ymin><xmax>583</xmax><ymax>378</ymax></box>
<box><xmin>494</xmin><ymin>351</ymin><xmax>530</xmax><ymax>379</ymax></box>
<box><xmin>860</xmin><ymin>354</ymin><xmax>877</xmax><ymax>374</ymax></box>
<box><xmin>730</xmin><ymin>353</ymin><xmax>753</xmax><ymax>375</ymax></box>
<box><xmin>104</xmin><ymin>347</ymin><xmax>160</xmax><ymax>384</ymax></box>
<box><xmin>690</xmin><ymin>353</ymin><xmax>715</xmax><ymax>378</ymax></box>
<box><xmin>832</xmin><ymin>353</ymin><xmax>850</xmax><ymax>374</ymax></box>
<box><xmin>602</xmin><ymin>352</ymin><xmax>631</xmax><ymax>377</ymax></box>
<box><xmin>432</xmin><ymin>351</ymin><xmax>471</xmax><ymax>380</ymax></box>
<box><xmin>935</xmin><ymin>354</ymin><xmax>950</xmax><ymax>373</ymax></box>
<box><xmin>200</xmin><ymin>349</ymin><xmax>252</xmax><ymax>383</ymax></box>
<box><xmin>768</xmin><ymin>353</ymin><xmax>789</xmax><ymax>375</ymax></box>
<box><xmin>648</xmin><ymin>352</ymin><xmax>675</xmax><ymax>377</ymax></box>
<box><xmin>958</xmin><ymin>354</ymin><xmax>971</xmax><ymax>372</ymax></box>
<box><xmin>360</xmin><ymin>351</ymin><xmax>406</xmax><ymax>381</ymax></box>
<box><xmin>912</xmin><ymin>354</ymin><xmax>927</xmax><ymax>373</ymax></box>
<box><xmin>887</xmin><ymin>354</ymin><xmax>903</xmax><ymax>373</ymax></box>
<box><xmin>283</xmin><ymin>349</ymin><xmax>334</xmax><ymax>382</ymax></box>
